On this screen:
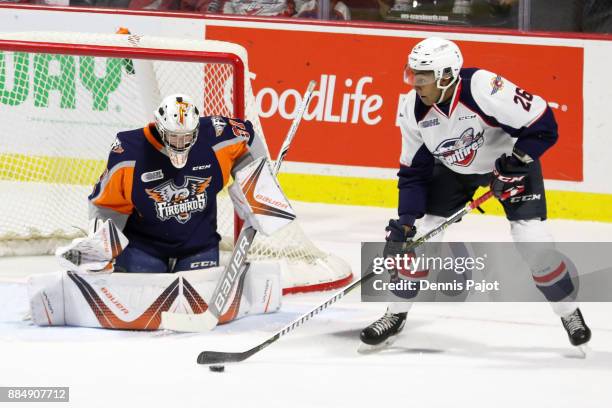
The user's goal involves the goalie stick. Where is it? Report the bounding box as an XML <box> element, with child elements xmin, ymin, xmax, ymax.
<box><xmin>161</xmin><ymin>80</ymin><xmax>317</xmax><ymax>332</ymax></box>
<box><xmin>196</xmin><ymin>189</ymin><xmax>502</xmax><ymax>364</ymax></box>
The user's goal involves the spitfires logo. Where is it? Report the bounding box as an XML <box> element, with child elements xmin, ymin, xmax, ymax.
<box><xmin>490</xmin><ymin>75</ymin><xmax>504</xmax><ymax>95</ymax></box>
<box><xmin>145</xmin><ymin>176</ymin><xmax>212</xmax><ymax>223</ymax></box>
<box><xmin>433</xmin><ymin>128</ymin><xmax>485</xmax><ymax>167</ymax></box>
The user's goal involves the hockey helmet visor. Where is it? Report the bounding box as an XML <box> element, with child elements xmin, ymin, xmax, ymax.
<box><xmin>403</xmin><ymin>66</ymin><xmax>437</xmax><ymax>86</ymax></box>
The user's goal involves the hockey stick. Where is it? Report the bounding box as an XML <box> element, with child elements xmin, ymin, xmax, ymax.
<box><xmin>196</xmin><ymin>189</ymin><xmax>499</xmax><ymax>364</ymax></box>
<box><xmin>161</xmin><ymin>80</ymin><xmax>317</xmax><ymax>332</ymax></box>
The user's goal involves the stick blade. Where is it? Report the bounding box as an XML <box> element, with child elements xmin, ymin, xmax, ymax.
<box><xmin>197</xmin><ymin>351</ymin><xmax>246</xmax><ymax>365</ymax></box>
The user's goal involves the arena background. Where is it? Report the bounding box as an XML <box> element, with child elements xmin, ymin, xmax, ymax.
<box><xmin>0</xmin><ymin>4</ymin><xmax>610</xmax><ymax>222</ymax></box>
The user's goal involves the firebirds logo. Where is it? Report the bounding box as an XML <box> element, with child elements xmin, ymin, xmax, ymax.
<box><xmin>433</xmin><ymin>128</ymin><xmax>485</xmax><ymax>167</ymax></box>
<box><xmin>145</xmin><ymin>176</ymin><xmax>212</xmax><ymax>223</ymax></box>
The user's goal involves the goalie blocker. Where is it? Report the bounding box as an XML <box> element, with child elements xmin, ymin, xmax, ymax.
<box><xmin>229</xmin><ymin>156</ymin><xmax>296</xmax><ymax>236</ymax></box>
<box><xmin>27</xmin><ymin>263</ymin><xmax>281</xmax><ymax>330</ymax></box>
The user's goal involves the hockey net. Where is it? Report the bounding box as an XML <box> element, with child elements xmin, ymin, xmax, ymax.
<box><xmin>0</xmin><ymin>31</ymin><xmax>351</xmax><ymax>293</ymax></box>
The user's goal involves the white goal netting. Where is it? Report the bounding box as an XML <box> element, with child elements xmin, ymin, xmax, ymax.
<box><xmin>0</xmin><ymin>31</ymin><xmax>351</xmax><ymax>293</ymax></box>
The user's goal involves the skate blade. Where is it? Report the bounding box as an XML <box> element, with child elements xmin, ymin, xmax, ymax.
<box><xmin>357</xmin><ymin>335</ymin><xmax>398</xmax><ymax>354</ymax></box>
<box><xmin>576</xmin><ymin>344</ymin><xmax>591</xmax><ymax>358</ymax></box>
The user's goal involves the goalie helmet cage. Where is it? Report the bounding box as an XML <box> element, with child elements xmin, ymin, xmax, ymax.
<box><xmin>0</xmin><ymin>31</ymin><xmax>351</xmax><ymax>293</ymax></box>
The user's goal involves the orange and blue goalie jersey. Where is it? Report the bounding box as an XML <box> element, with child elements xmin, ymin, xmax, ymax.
<box><xmin>88</xmin><ymin>116</ymin><xmax>256</xmax><ymax>258</ymax></box>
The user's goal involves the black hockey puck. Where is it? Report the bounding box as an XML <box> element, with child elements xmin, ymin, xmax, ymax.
<box><xmin>209</xmin><ymin>365</ymin><xmax>225</xmax><ymax>372</ymax></box>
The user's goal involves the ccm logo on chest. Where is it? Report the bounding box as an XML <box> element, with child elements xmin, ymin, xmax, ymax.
<box><xmin>192</xmin><ymin>164</ymin><xmax>211</xmax><ymax>171</ymax></box>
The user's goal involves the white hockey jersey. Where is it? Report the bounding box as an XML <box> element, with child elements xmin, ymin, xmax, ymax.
<box><xmin>396</xmin><ymin>68</ymin><xmax>558</xmax><ymax>224</ymax></box>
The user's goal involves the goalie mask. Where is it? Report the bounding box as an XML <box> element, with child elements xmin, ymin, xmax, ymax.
<box><xmin>154</xmin><ymin>94</ymin><xmax>200</xmax><ymax>169</ymax></box>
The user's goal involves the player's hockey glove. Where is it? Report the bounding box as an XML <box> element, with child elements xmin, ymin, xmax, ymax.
<box><xmin>383</xmin><ymin>220</ymin><xmax>417</xmax><ymax>279</ymax></box>
<box><xmin>491</xmin><ymin>153</ymin><xmax>529</xmax><ymax>200</ymax></box>
<box><xmin>384</xmin><ymin>219</ymin><xmax>417</xmax><ymax>254</ymax></box>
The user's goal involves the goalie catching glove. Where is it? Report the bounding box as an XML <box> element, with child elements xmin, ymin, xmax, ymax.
<box><xmin>55</xmin><ymin>218</ymin><xmax>129</xmax><ymax>273</ymax></box>
<box><xmin>229</xmin><ymin>157</ymin><xmax>296</xmax><ymax>236</ymax></box>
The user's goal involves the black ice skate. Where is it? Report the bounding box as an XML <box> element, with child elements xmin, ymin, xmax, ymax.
<box><xmin>561</xmin><ymin>308</ymin><xmax>591</xmax><ymax>351</ymax></box>
<box><xmin>358</xmin><ymin>311</ymin><xmax>407</xmax><ymax>353</ymax></box>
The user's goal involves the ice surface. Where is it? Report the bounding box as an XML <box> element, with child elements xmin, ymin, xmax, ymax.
<box><xmin>1</xmin><ymin>201</ymin><xmax>611</xmax><ymax>408</ymax></box>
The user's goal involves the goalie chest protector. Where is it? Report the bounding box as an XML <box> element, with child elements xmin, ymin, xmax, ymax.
<box><xmin>89</xmin><ymin>116</ymin><xmax>255</xmax><ymax>258</ymax></box>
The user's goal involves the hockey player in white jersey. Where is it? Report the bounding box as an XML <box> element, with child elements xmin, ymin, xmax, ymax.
<box><xmin>360</xmin><ymin>37</ymin><xmax>591</xmax><ymax>351</ymax></box>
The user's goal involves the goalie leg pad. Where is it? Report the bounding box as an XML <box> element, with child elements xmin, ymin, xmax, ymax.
<box><xmin>28</xmin><ymin>271</ymin><xmax>66</xmax><ymax>326</ymax></box>
<box><xmin>28</xmin><ymin>270</ymin><xmax>183</xmax><ymax>329</ymax></box>
<box><xmin>163</xmin><ymin>262</ymin><xmax>282</xmax><ymax>330</ymax></box>
<box><xmin>27</xmin><ymin>262</ymin><xmax>281</xmax><ymax>330</ymax></box>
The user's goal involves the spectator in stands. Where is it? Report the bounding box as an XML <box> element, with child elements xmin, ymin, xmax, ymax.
<box><xmin>494</xmin><ymin>0</ymin><xmax>611</xmax><ymax>34</ymax></box>
<box><xmin>126</xmin><ymin>0</ymin><xmax>177</xmax><ymax>9</ymax></box>
<box><xmin>177</xmin><ymin>0</ymin><xmax>295</xmax><ymax>15</ymax></box>
<box><xmin>377</xmin><ymin>0</ymin><xmax>514</xmax><ymax>27</ymax></box>
<box><xmin>295</xmin><ymin>0</ymin><xmax>351</xmax><ymax>20</ymax></box>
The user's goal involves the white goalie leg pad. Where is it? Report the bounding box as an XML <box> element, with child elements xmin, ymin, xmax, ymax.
<box><xmin>229</xmin><ymin>157</ymin><xmax>296</xmax><ymax>236</ymax></box>
<box><xmin>55</xmin><ymin>219</ymin><xmax>129</xmax><ymax>273</ymax></box>
<box><xmin>244</xmin><ymin>261</ymin><xmax>282</xmax><ymax>315</ymax></box>
<box><xmin>28</xmin><ymin>270</ymin><xmax>183</xmax><ymax>329</ymax></box>
<box><xmin>28</xmin><ymin>271</ymin><xmax>66</xmax><ymax>326</ymax></box>
<box><xmin>161</xmin><ymin>261</ymin><xmax>282</xmax><ymax>331</ymax></box>
<box><xmin>27</xmin><ymin>262</ymin><xmax>281</xmax><ymax>330</ymax></box>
